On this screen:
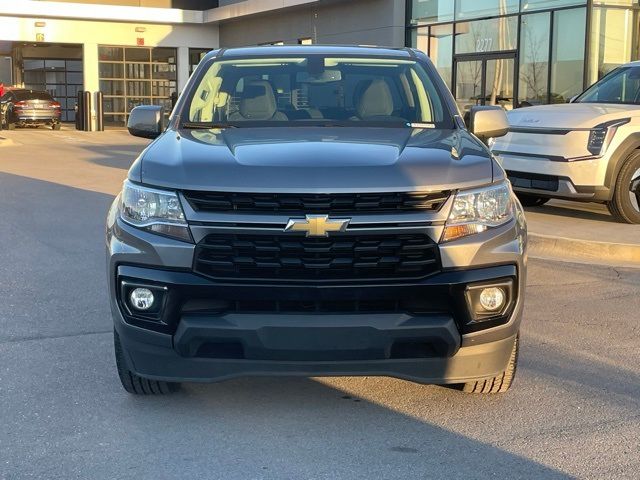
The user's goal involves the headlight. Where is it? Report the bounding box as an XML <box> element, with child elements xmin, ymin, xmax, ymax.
<box><xmin>120</xmin><ymin>180</ymin><xmax>191</xmax><ymax>242</ymax></box>
<box><xmin>587</xmin><ymin>118</ymin><xmax>629</xmax><ymax>156</ymax></box>
<box><xmin>441</xmin><ymin>181</ymin><xmax>514</xmax><ymax>243</ymax></box>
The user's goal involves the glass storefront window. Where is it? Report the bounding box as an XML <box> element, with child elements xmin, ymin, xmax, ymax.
<box><xmin>99</xmin><ymin>47</ymin><xmax>122</xmax><ymax>62</ymax></box>
<box><xmin>455</xmin><ymin>0</ymin><xmax>518</xmax><ymax>21</ymax></box>
<box><xmin>410</xmin><ymin>0</ymin><xmax>454</xmax><ymax>25</ymax></box>
<box><xmin>103</xmin><ymin>97</ymin><xmax>125</xmax><ymax>114</ymax></box>
<box><xmin>455</xmin><ymin>16</ymin><xmax>518</xmax><ymax>54</ymax></box>
<box><xmin>411</xmin><ymin>27</ymin><xmax>429</xmax><ymax>54</ymax></box>
<box><xmin>430</xmin><ymin>24</ymin><xmax>454</xmax><ymax>89</ymax></box>
<box><xmin>23</xmin><ymin>59</ymin><xmax>45</xmax><ymax>70</ymax></box>
<box><xmin>592</xmin><ymin>0</ymin><xmax>634</xmax><ymax>5</ymax></box>
<box><xmin>519</xmin><ymin>12</ymin><xmax>550</xmax><ymax>106</ymax></box>
<box><xmin>455</xmin><ymin>59</ymin><xmax>483</xmax><ymax>113</ymax></box>
<box><xmin>66</xmin><ymin>60</ymin><xmax>82</xmax><ymax>72</ymax></box>
<box><xmin>411</xmin><ymin>24</ymin><xmax>453</xmax><ymax>88</ymax></box>
<box><xmin>99</xmin><ymin>80</ymin><xmax>124</xmax><ymax>96</ymax></box>
<box><xmin>550</xmin><ymin>7</ymin><xmax>586</xmax><ymax>103</ymax></box>
<box><xmin>521</xmin><ymin>0</ymin><xmax>586</xmax><ymax>12</ymax></box>
<box><xmin>189</xmin><ymin>48</ymin><xmax>209</xmax><ymax>74</ymax></box>
<box><xmin>152</xmin><ymin>48</ymin><xmax>176</xmax><ymax>63</ymax></box>
<box><xmin>99</xmin><ymin>63</ymin><xmax>123</xmax><ymax>79</ymax></box>
<box><xmin>22</xmin><ymin>58</ymin><xmax>83</xmax><ymax>122</ymax></box>
<box><xmin>126</xmin><ymin>81</ymin><xmax>151</xmax><ymax>97</ymax></box>
<box><xmin>125</xmin><ymin>48</ymin><xmax>150</xmax><ymax>62</ymax></box>
<box><xmin>588</xmin><ymin>7</ymin><xmax>637</xmax><ymax>84</ymax></box>
<box><xmin>99</xmin><ymin>46</ymin><xmax>177</xmax><ymax>125</ymax></box>
<box><xmin>125</xmin><ymin>63</ymin><xmax>150</xmax><ymax>80</ymax></box>
<box><xmin>152</xmin><ymin>63</ymin><xmax>177</xmax><ymax>80</ymax></box>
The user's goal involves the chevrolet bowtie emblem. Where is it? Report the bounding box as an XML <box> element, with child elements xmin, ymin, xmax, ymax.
<box><xmin>284</xmin><ymin>214</ymin><xmax>351</xmax><ymax>237</ymax></box>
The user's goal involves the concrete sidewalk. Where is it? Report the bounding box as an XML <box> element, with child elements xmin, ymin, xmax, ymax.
<box><xmin>525</xmin><ymin>200</ymin><xmax>640</xmax><ymax>266</ymax></box>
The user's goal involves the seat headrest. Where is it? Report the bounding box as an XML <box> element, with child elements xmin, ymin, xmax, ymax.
<box><xmin>239</xmin><ymin>80</ymin><xmax>278</xmax><ymax>120</ymax></box>
<box><xmin>354</xmin><ymin>79</ymin><xmax>394</xmax><ymax>119</ymax></box>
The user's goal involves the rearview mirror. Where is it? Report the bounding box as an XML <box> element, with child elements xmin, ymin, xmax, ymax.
<box><xmin>127</xmin><ymin>105</ymin><xmax>165</xmax><ymax>139</ymax></box>
<box><xmin>296</xmin><ymin>69</ymin><xmax>342</xmax><ymax>84</ymax></box>
<box><xmin>469</xmin><ymin>106</ymin><xmax>509</xmax><ymax>144</ymax></box>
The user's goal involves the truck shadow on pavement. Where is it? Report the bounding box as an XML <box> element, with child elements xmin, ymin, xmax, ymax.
<box><xmin>79</xmin><ymin>143</ymin><xmax>148</xmax><ymax>170</ymax></box>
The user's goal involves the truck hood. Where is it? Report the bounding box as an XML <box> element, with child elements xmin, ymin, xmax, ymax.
<box><xmin>134</xmin><ymin>127</ymin><xmax>492</xmax><ymax>193</ymax></box>
<box><xmin>507</xmin><ymin>103</ymin><xmax>640</xmax><ymax>129</ymax></box>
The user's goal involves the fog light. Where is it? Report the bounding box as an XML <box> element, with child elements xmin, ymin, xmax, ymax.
<box><xmin>479</xmin><ymin>287</ymin><xmax>505</xmax><ymax>312</ymax></box>
<box><xmin>130</xmin><ymin>288</ymin><xmax>155</xmax><ymax>311</ymax></box>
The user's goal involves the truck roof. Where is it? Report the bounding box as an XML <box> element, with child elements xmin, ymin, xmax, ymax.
<box><xmin>203</xmin><ymin>45</ymin><xmax>417</xmax><ymax>61</ymax></box>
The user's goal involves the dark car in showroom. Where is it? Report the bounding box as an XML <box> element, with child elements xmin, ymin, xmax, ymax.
<box><xmin>107</xmin><ymin>45</ymin><xmax>527</xmax><ymax>396</ymax></box>
<box><xmin>0</xmin><ymin>89</ymin><xmax>61</xmax><ymax>130</ymax></box>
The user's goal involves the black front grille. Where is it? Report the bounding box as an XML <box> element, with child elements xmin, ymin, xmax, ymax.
<box><xmin>182</xmin><ymin>190</ymin><xmax>450</xmax><ymax>214</ymax></box>
<box><xmin>507</xmin><ymin>170</ymin><xmax>559</xmax><ymax>192</ymax></box>
<box><xmin>182</xmin><ymin>298</ymin><xmax>448</xmax><ymax>314</ymax></box>
<box><xmin>193</xmin><ymin>233</ymin><xmax>441</xmax><ymax>281</ymax></box>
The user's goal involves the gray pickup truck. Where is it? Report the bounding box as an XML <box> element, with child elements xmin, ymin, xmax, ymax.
<box><xmin>106</xmin><ymin>45</ymin><xmax>526</xmax><ymax>396</ymax></box>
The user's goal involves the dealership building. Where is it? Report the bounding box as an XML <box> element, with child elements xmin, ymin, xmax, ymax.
<box><xmin>0</xmin><ymin>0</ymin><xmax>638</xmax><ymax>129</ymax></box>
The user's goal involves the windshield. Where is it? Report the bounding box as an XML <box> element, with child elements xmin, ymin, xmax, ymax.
<box><xmin>576</xmin><ymin>66</ymin><xmax>640</xmax><ymax>105</ymax></box>
<box><xmin>13</xmin><ymin>91</ymin><xmax>54</xmax><ymax>101</ymax></box>
<box><xmin>184</xmin><ymin>55</ymin><xmax>451</xmax><ymax>128</ymax></box>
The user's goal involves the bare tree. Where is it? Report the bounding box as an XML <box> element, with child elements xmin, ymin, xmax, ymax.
<box><xmin>519</xmin><ymin>22</ymin><xmax>547</xmax><ymax>104</ymax></box>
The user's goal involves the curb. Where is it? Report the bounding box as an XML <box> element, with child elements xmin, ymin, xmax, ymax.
<box><xmin>528</xmin><ymin>232</ymin><xmax>640</xmax><ymax>267</ymax></box>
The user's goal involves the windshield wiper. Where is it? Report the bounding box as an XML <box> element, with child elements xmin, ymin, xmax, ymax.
<box><xmin>181</xmin><ymin>122</ymin><xmax>238</xmax><ymax>129</ymax></box>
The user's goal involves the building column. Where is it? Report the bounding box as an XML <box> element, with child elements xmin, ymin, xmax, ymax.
<box><xmin>177</xmin><ymin>46</ymin><xmax>190</xmax><ymax>95</ymax></box>
<box><xmin>83</xmin><ymin>42</ymin><xmax>99</xmax><ymax>131</ymax></box>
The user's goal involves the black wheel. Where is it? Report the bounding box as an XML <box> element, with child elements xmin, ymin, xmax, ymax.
<box><xmin>607</xmin><ymin>151</ymin><xmax>640</xmax><ymax>224</ymax></box>
<box><xmin>516</xmin><ymin>193</ymin><xmax>550</xmax><ymax>207</ymax></box>
<box><xmin>114</xmin><ymin>330</ymin><xmax>181</xmax><ymax>395</ymax></box>
<box><xmin>52</xmin><ymin>123</ymin><xmax>61</xmax><ymax>131</ymax></box>
<box><xmin>457</xmin><ymin>333</ymin><xmax>519</xmax><ymax>394</ymax></box>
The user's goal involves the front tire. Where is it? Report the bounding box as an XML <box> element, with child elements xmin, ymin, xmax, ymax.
<box><xmin>516</xmin><ymin>193</ymin><xmax>550</xmax><ymax>207</ymax></box>
<box><xmin>114</xmin><ymin>330</ymin><xmax>181</xmax><ymax>395</ymax></box>
<box><xmin>607</xmin><ymin>151</ymin><xmax>640</xmax><ymax>224</ymax></box>
<box><xmin>457</xmin><ymin>333</ymin><xmax>519</xmax><ymax>394</ymax></box>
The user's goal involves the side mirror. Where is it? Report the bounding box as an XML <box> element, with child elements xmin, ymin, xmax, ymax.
<box><xmin>469</xmin><ymin>106</ymin><xmax>509</xmax><ymax>144</ymax></box>
<box><xmin>127</xmin><ymin>105</ymin><xmax>164</xmax><ymax>139</ymax></box>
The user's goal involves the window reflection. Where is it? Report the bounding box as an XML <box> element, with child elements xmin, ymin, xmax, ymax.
<box><xmin>430</xmin><ymin>24</ymin><xmax>454</xmax><ymax>89</ymax></box>
<box><xmin>519</xmin><ymin>12</ymin><xmax>550</xmax><ymax>106</ymax></box>
<box><xmin>588</xmin><ymin>7</ymin><xmax>636</xmax><ymax>84</ymax></box>
<box><xmin>455</xmin><ymin>0</ymin><xmax>518</xmax><ymax>20</ymax></box>
<box><xmin>455</xmin><ymin>60</ymin><xmax>483</xmax><ymax>114</ymax></box>
<box><xmin>410</xmin><ymin>0</ymin><xmax>453</xmax><ymax>24</ymax></box>
<box><xmin>550</xmin><ymin>8</ymin><xmax>586</xmax><ymax>103</ymax></box>
<box><xmin>521</xmin><ymin>0</ymin><xmax>585</xmax><ymax>12</ymax></box>
<box><xmin>455</xmin><ymin>17</ymin><xmax>517</xmax><ymax>55</ymax></box>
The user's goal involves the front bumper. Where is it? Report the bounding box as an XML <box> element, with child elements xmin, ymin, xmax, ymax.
<box><xmin>107</xmin><ymin>195</ymin><xmax>527</xmax><ymax>384</ymax></box>
<box><xmin>497</xmin><ymin>152</ymin><xmax>610</xmax><ymax>201</ymax></box>
<box><xmin>111</xmin><ymin>263</ymin><xmax>523</xmax><ymax>384</ymax></box>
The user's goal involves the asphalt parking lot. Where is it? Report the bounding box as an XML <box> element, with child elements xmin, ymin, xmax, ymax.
<box><xmin>1</xmin><ymin>128</ymin><xmax>639</xmax><ymax>479</ymax></box>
